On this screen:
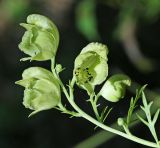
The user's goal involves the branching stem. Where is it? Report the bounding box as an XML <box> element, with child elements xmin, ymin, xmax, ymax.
<box><xmin>58</xmin><ymin>76</ymin><xmax>158</xmax><ymax>148</ymax></box>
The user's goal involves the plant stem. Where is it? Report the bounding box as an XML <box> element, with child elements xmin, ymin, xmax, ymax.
<box><xmin>57</xmin><ymin>77</ymin><xmax>158</xmax><ymax>148</ymax></box>
<box><xmin>51</xmin><ymin>57</ymin><xmax>55</xmax><ymax>73</ymax></box>
<box><xmin>68</xmin><ymin>86</ymin><xmax>157</xmax><ymax>147</ymax></box>
<box><xmin>141</xmin><ymin>93</ymin><xmax>160</xmax><ymax>147</ymax></box>
<box><xmin>75</xmin><ymin>82</ymin><xmax>160</xmax><ymax>148</ymax></box>
<box><xmin>123</xmin><ymin>125</ymin><xmax>132</xmax><ymax>135</ymax></box>
<box><xmin>89</xmin><ymin>94</ymin><xmax>100</xmax><ymax>121</ymax></box>
<box><xmin>57</xmin><ymin>102</ymin><xmax>81</xmax><ymax>117</ymax></box>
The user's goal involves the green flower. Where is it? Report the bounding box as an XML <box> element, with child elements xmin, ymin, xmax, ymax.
<box><xmin>99</xmin><ymin>74</ymin><xmax>131</xmax><ymax>102</ymax></box>
<box><xmin>74</xmin><ymin>42</ymin><xmax>108</xmax><ymax>94</ymax></box>
<box><xmin>19</xmin><ymin>14</ymin><xmax>59</xmax><ymax>61</ymax></box>
<box><xmin>15</xmin><ymin>67</ymin><xmax>61</xmax><ymax>116</ymax></box>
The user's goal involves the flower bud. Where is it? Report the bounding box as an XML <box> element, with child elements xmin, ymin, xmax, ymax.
<box><xmin>99</xmin><ymin>74</ymin><xmax>131</xmax><ymax>102</ymax></box>
<box><xmin>73</xmin><ymin>42</ymin><xmax>108</xmax><ymax>94</ymax></box>
<box><xmin>15</xmin><ymin>67</ymin><xmax>61</xmax><ymax>116</ymax></box>
<box><xmin>117</xmin><ymin>118</ymin><xmax>125</xmax><ymax>126</ymax></box>
<box><xmin>19</xmin><ymin>14</ymin><xmax>59</xmax><ymax>61</ymax></box>
<box><xmin>55</xmin><ymin>64</ymin><xmax>63</xmax><ymax>74</ymax></box>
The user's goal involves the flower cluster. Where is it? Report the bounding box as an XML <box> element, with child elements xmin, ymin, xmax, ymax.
<box><xmin>16</xmin><ymin>14</ymin><xmax>61</xmax><ymax>116</ymax></box>
<box><xmin>16</xmin><ymin>14</ymin><xmax>131</xmax><ymax>117</ymax></box>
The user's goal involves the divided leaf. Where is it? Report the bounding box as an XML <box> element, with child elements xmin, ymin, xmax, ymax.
<box><xmin>137</xmin><ymin>92</ymin><xmax>160</xmax><ymax>144</ymax></box>
<box><xmin>126</xmin><ymin>85</ymin><xmax>147</xmax><ymax>125</ymax></box>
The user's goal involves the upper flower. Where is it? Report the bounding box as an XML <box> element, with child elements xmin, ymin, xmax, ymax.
<box><xmin>15</xmin><ymin>67</ymin><xmax>61</xmax><ymax>116</ymax></box>
<box><xmin>19</xmin><ymin>14</ymin><xmax>59</xmax><ymax>61</ymax></box>
<box><xmin>73</xmin><ymin>42</ymin><xmax>108</xmax><ymax>94</ymax></box>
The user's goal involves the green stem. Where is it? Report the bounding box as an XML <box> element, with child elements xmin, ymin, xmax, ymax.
<box><xmin>89</xmin><ymin>94</ymin><xmax>100</xmax><ymax>121</ymax></box>
<box><xmin>68</xmin><ymin>86</ymin><xmax>157</xmax><ymax>147</ymax></box>
<box><xmin>57</xmin><ymin>102</ymin><xmax>81</xmax><ymax>117</ymax></box>
<box><xmin>51</xmin><ymin>57</ymin><xmax>56</xmax><ymax>75</ymax></box>
<box><xmin>75</xmin><ymin>82</ymin><xmax>160</xmax><ymax>148</ymax></box>
<box><xmin>123</xmin><ymin>125</ymin><xmax>132</xmax><ymax>135</ymax></box>
<box><xmin>95</xmin><ymin>93</ymin><xmax>100</xmax><ymax>103</ymax></box>
<box><xmin>58</xmin><ymin>77</ymin><xmax>157</xmax><ymax>148</ymax></box>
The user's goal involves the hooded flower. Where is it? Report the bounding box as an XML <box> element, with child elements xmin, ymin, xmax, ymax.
<box><xmin>15</xmin><ymin>67</ymin><xmax>61</xmax><ymax>116</ymax></box>
<box><xmin>74</xmin><ymin>42</ymin><xmax>108</xmax><ymax>94</ymax></box>
<box><xmin>19</xmin><ymin>14</ymin><xmax>59</xmax><ymax>61</ymax></box>
<box><xmin>99</xmin><ymin>74</ymin><xmax>131</xmax><ymax>102</ymax></box>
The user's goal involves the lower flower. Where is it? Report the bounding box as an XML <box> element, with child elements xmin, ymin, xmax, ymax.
<box><xmin>16</xmin><ymin>67</ymin><xmax>61</xmax><ymax>117</ymax></box>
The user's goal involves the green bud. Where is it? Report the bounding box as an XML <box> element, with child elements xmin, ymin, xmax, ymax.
<box><xmin>55</xmin><ymin>64</ymin><xmax>63</xmax><ymax>74</ymax></box>
<box><xmin>99</xmin><ymin>74</ymin><xmax>131</xmax><ymax>102</ymax></box>
<box><xmin>15</xmin><ymin>67</ymin><xmax>61</xmax><ymax>117</ymax></box>
<box><xmin>19</xmin><ymin>14</ymin><xmax>59</xmax><ymax>61</ymax></box>
<box><xmin>73</xmin><ymin>42</ymin><xmax>108</xmax><ymax>94</ymax></box>
<box><xmin>117</xmin><ymin>118</ymin><xmax>125</xmax><ymax>126</ymax></box>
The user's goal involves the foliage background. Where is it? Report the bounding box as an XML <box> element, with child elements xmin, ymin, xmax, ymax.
<box><xmin>0</xmin><ymin>0</ymin><xmax>160</xmax><ymax>147</ymax></box>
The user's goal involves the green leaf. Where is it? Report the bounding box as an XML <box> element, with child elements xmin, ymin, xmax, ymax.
<box><xmin>101</xmin><ymin>107</ymin><xmax>112</xmax><ymax>123</ymax></box>
<box><xmin>136</xmin><ymin>114</ymin><xmax>148</xmax><ymax>126</ymax></box>
<box><xmin>153</xmin><ymin>109</ymin><xmax>160</xmax><ymax>125</ymax></box>
<box><xmin>126</xmin><ymin>85</ymin><xmax>147</xmax><ymax>125</ymax></box>
<box><xmin>139</xmin><ymin>92</ymin><xmax>159</xmax><ymax>145</ymax></box>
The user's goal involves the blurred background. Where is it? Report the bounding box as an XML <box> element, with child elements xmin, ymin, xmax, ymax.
<box><xmin>0</xmin><ymin>0</ymin><xmax>160</xmax><ymax>147</ymax></box>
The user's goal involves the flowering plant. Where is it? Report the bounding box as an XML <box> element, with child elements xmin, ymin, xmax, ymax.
<box><xmin>16</xmin><ymin>14</ymin><xmax>160</xmax><ymax>148</ymax></box>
